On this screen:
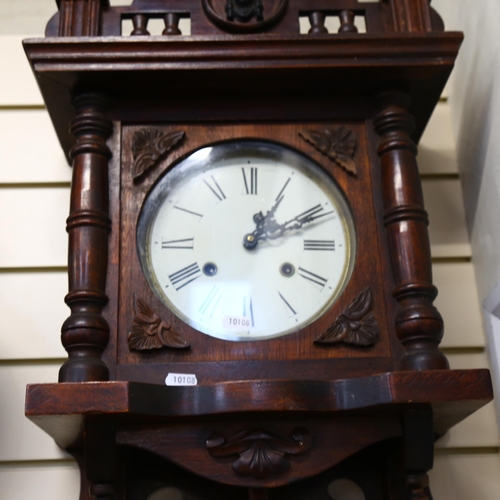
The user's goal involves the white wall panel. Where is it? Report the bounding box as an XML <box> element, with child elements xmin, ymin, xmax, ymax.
<box><xmin>0</xmin><ymin>1</ymin><xmax>56</xmax><ymax>35</ymax></box>
<box><xmin>0</xmin><ymin>110</ymin><xmax>70</xmax><ymax>183</ymax></box>
<box><xmin>423</xmin><ymin>179</ymin><xmax>472</xmax><ymax>258</ymax></box>
<box><xmin>0</xmin><ymin>363</ymin><xmax>69</xmax><ymax>461</ymax></box>
<box><xmin>430</xmin><ymin>453</ymin><xmax>500</xmax><ymax>500</ymax></box>
<box><xmin>435</xmin><ymin>262</ymin><xmax>485</xmax><ymax>348</ymax></box>
<box><xmin>436</xmin><ymin>352</ymin><xmax>500</xmax><ymax>448</ymax></box>
<box><xmin>0</xmin><ymin>36</ymin><xmax>43</xmax><ymax>106</ymax></box>
<box><xmin>0</xmin><ymin>462</ymin><xmax>79</xmax><ymax>500</ymax></box>
<box><xmin>0</xmin><ymin>272</ymin><xmax>68</xmax><ymax>360</ymax></box>
<box><xmin>0</xmin><ymin>187</ymin><xmax>69</xmax><ymax>268</ymax></box>
<box><xmin>418</xmin><ymin>103</ymin><xmax>459</xmax><ymax>175</ymax></box>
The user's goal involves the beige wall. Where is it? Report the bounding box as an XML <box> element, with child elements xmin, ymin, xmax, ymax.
<box><xmin>0</xmin><ymin>1</ymin><xmax>498</xmax><ymax>498</ymax></box>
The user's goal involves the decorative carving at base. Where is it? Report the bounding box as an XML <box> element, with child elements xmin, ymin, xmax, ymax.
<box><xmin>315</xmin><ymin>288</ymin><xmax>380</xmax><ymax>346</ymax></box>
<box><xmin>206</xmin><ymin>428</ymin><xmax>311</xmax><ymax>479</ymax></box>
<box><xmin>128</xmin><ymin>298</ymin><xmax>190</xmax><ymax>351</ymax></box>
<box><xmin>131</xmin><ymin>129</ymin><xmax>185</xmax><ymax>181</ymax></box>
<box><xmin>299</xmin><ymin>127</ymin><xmax>357</xmax><ymax>176</ymax></box>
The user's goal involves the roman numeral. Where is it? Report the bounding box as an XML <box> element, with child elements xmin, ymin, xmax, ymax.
<box><xmin>162</xmin><ymin>238</ymin><xmax>194</xmax><ymax>250</ymax></box>
<box><xmin>204</xmin><ymin>175</ymin><xmax>226</xmax><ymax>201</ymax></box>
<box><xmin>174</xmin><ymin>206</ymin><xmax>203</xmax><ymax>218</ymax></box>
<box><xmin>242</xmin><ymin>167</ymin><xmax>258</xmax><ymax>195</ymax></box>
<box><xmin>199</xmin><ymin>286</ymin><xmax>223</xmax><ymax>317</ymax></box>
<box><xmin>169</xmin><ymin>263</ymin><xmax>201</xmax><ymax>291</ymax></box>
<box><xmin>304</xmin><ymin>239</ymin><xmax>335</xmax><ymax>251</ymax></box>
<box><xmin>278</xmin><ymin>291</ymin><xmax>297</xmax><ymax>316</ymax></box>
<box><xmin>243</xmin><ymin>297</ymin><xmax>255</xmax><ymax>327</ymax></box>
<box><xmin>298</xmin><ymin>267</ymin><xmax>328</xmax><ymax>288</ymax></box>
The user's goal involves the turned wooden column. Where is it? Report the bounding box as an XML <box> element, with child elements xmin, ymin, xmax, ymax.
<box><xmin>59</xmin><ymin>93</ymin><xmax>113</xmax><ymax>382</ymax></box>
<box><xmin>389</xmin><ymin>0</ymin><xmax>432</xmax><ymax>32</ymax></box>
<box><xmin>59</xmin><ymin>0</ymin><xmax>102</xmax><ymax>36</ymax></box>
<box><xmin>374</xmin><ymin>90</ymin><xmax>448</xmax><ymax>371</ymax></box>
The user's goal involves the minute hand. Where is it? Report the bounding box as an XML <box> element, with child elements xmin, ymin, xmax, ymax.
<box><xmin>280</xmin><ymin>204</ymin><xmax>334</xmax><ymax>233</ymax></box>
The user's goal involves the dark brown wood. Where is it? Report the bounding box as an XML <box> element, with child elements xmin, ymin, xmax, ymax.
<box><xmin>131</xmin><ymin>14</ymin><xmax>150</xmax><ymax>36</ymax></box>
<box><xmin>128</xmin><ymin>298</ymin><xmax>190</xmax><ymax>351</ymax></box>
<box><xmin>339</xmin><ymin>10</ymin><xmax>357</xmax><ymax>33</ymax></box>
<box><xmin>59</xmin><ymin>93</ymin><xmax>113</xmax><ymax>382</ymax></box>
<box><xmin>374</xmin><ymin>90</ymin><xmax>448</xmax><ymax>371</ymax></box>
<box><xmin>49</xmin><ymin>0</ymin><xmax>440</xmax><ymax>38</ymax></box>
<box><xmin>315</xmin><ymin>288</ymin><xmax>380</xmax><ymax>346</ymax></box>
<box><xmin>163</xmin><ymin>13</ymin><xmax>182</xmax><ymax>35</ymax></box>
<box><xmin>85</xmin><ymin>422</ymin><xmax>117</xmax><ymax>499</ymax></box>
<box><xmin>248</xmin><ymin>489</ymin><xmax>268</xmax><ymax>500</ymax></box>
<box><xmin>131</xmin><ymin>128</ymin><xmax>185</xmax><ymax>182</ymax></box>
<box><xmin>58</xmin><ymin>0</ymin><xmax>102</xmax><ymax>36</ymax></box>
<box><xmin>308</xmin><ymin>12</ymin><xmax>328</xmax><ymax>34</ymax></box>
<box><xmin>389</xmin><ymin>0</ymin><xmax>432</xmax><ymax>33</ymax></box>
<box><xmin>23</xmin><ymin>33</ymin><xmax>462</xmax><ymax>159</ymax></box>
<box><xmin>118</xmin><ymin>122</ymin><xmax>392</xmax><ymax>383</ymax></box>
<box><xmin>299</xmin><ymin>126</ymin><xmax>357</xmax><ymax>176</ymax></box>
<box><xmin>206</xmin><ymin>427</ymin><xmax>311</xmax><ymax>480</ymax></box>
<box><xmin>26</xmin><ymin>370</ymin><xmax>492</xmax><ymax>438</ymax></box>
<box><xmin>402</xmin><ymin>408</ymin><xmax>434</xmax><ymax>500</ymax></box>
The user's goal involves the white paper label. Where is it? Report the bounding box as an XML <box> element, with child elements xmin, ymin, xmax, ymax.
<box><xmin>165</xmin><ymin>373</ymin><xmax>198</xmax><ymax>386</ymax></box>
<box><xmin>223</xmin><ymin>315</ymin><xmax>252</xmax><ymax>330</ymax></box>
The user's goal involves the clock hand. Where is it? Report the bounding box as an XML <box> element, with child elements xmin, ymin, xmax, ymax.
<box><xmin>243</xmin><ymin>201</ymin><xmax>334</xmax><ymax>249</ymax></box>
<box><xmin>243</xmin><ymin>195</ymin><xmax>285</xmax><ymax>249</ymax></box>
<box><xmin>280</xmin><ymin>204</ymin><xmax>335</xmax><ymax>233</ymax></box>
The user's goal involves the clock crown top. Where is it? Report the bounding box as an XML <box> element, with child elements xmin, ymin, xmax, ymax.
<box><xmin>49</xmin><ymin>0</ymin><xmax>444</xmax><ymax>38</ymax></box>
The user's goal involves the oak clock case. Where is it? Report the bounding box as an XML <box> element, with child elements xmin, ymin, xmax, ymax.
<box><xmin>120</xmin><ymin>123</ymin><xmax>393</xmax><ymax>384</ymax></box>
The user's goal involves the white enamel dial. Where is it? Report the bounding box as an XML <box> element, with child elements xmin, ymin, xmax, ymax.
<box><xmin>137</xmin><ymin>141</ymin><xmax>356</xmax><ymax>341</ymax></box>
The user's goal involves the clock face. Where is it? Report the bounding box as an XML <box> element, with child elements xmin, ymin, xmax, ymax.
<box><xmin>137</xmin><ymin>141</ymin><xmax>356</xmax><ymax>341</ymax></box>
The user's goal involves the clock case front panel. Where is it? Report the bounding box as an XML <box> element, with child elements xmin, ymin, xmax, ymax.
<box><xmin>113</xmin><ymin>122</ymin><xmax>401</xmax><ymax>385</ymax></box>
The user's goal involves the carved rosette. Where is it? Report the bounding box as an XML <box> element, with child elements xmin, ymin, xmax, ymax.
<box><xmin>206</xmin><ymin>428</ymin><xmax>311</xmax><ymax>479</ymax></box>
<box><xmin>128</xmin><ymin>298</ymin><xmax>190</xmax><ymax>351</ymax></box>
<box><xmin>131</xmin><ymin>128</ymin><xmax>185</xmax><ymax>181</ymax></box>
<box><xmin>315</xmin><ymin>288</ymin><xmax>380</xmax><ymax>346</ymax></box>
<box><xmin>202</xmin><ymin>0</ymin><xmax>288</xmax><ymax>33</ymax></box>
<box><xmin>299</xmin><ymin>127</ymin><xmax>357</xmax><ymax>176</ymax></box>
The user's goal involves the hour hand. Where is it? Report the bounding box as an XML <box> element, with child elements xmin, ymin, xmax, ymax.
<box><xmin>243</xmin><ymin>195</ymin><xmax>284</xmax><ymax>249</ymax></box>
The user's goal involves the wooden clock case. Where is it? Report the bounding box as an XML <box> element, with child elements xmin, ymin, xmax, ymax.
<box><xmin>23</xmin><ymin>1</ymin><xmax>493</xmax><ymax>499</ymax></box>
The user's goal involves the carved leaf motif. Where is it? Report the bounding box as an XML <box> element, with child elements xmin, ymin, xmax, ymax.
<box><xmin>128</xmin><ymin>298</ymin><xmax>190</xmax><ymax>351</ymax></box>
<box><xmin>315</xmin><ymin>288</ymin><xmax>380</xmax><ymax>346</ymax></box>
<box><xmin>299</xmin><ymin>127</ymin><xmax>357</xmax><ymax>176</ymax></box>
<box><xmin>206</xmin><ymin>428</ymin><xmax>311</xmax><ymax>479</ymax></box>
<box><xmin>132</xmin><ymin>129</ymin><xmax>185</xmax><ymax>181</ymax></box>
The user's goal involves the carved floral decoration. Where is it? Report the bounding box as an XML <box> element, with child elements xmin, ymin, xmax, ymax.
<box><xmin>315</xmin><ymin>288</ymin><xmax>380</xmax><ymax>346</ymax></box>
<box><xmin>128</xmin><ymin>298</ymin><xmax>190</xmax><ymax>351</ymax></box>
<box><xmin>206</xmin><ymin>428</ymin><xmax>311</xmax><ymax>479</ymax></box>
<box><xmin>299</xmin><ymin>126</ymin><xmax>357</xmax><ymax>176</ymax></box>
<box><xmin>131</xmin><ymin>129</ymin><xmax>185</xmax><ymax>182</ymax></box>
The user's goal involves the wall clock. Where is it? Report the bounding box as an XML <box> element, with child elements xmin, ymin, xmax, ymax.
<box><xmin>136</xmin><ymin>140</ymin><xmax>356</xmax><ymax>342</ymax></box>
<box><xmin>23</xmin><ymin>1</ymin><xmax>493</xmax><ymax>499</ymax></box>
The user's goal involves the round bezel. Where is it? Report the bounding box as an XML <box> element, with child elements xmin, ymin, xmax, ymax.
<box><xmin>137</xmin><ymin>140</ymin><xmax>357</xmax><ymax>341</ymax></box>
